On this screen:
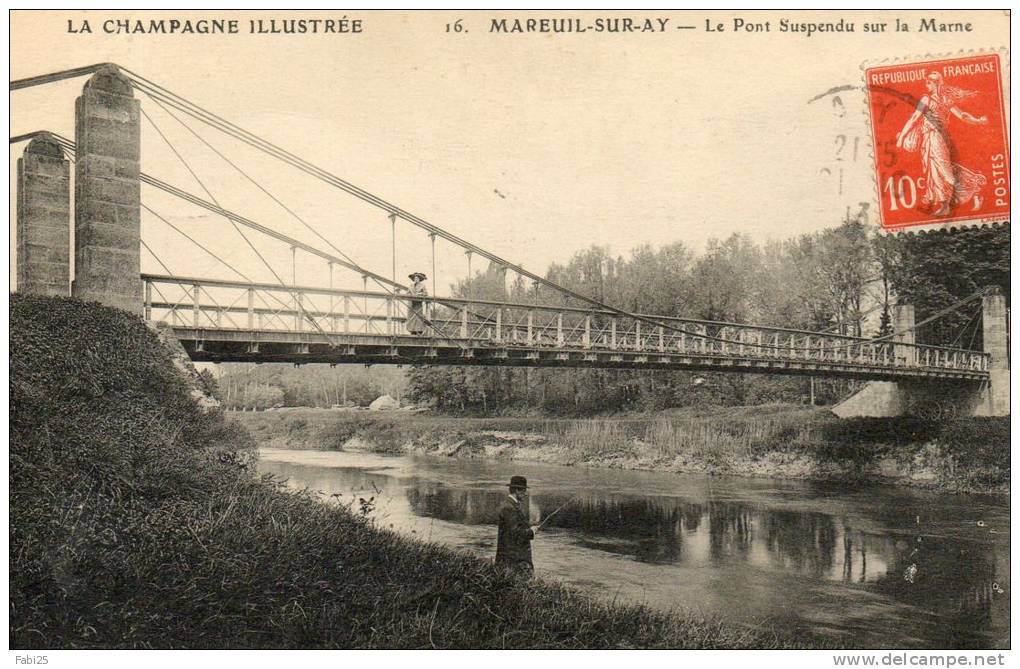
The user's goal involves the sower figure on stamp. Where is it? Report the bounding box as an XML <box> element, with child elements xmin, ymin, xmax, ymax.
<box><xmin>895</xmin><ymin>71</ymin><xmax>989</xmax><ymax>217</ymax></box>
<box><xmin>406</xmin><ymin>272</ymin><xmax>428</xmax><ymax>335</ymax></box>
<box><xmin>495</xmin><ymin>475</ymin><xmax>535</xmax><ymax>578</ymax></box>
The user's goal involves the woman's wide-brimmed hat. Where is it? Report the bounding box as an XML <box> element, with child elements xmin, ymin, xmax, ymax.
<box><xmin>409</xmin><ymin>272</ymin><xmax>427</xmax><ymax>281</ymax></box>
<box><xmin>509</xmin><ymin>475</ymin><xmax>528</xmax><ymax>490</ymax></box>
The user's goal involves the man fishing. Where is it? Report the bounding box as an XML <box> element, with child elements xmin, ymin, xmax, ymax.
<box><xmin>495</xmin><ymin>476</ymin><xmax>535</xmax><ymax>578</ymax></box>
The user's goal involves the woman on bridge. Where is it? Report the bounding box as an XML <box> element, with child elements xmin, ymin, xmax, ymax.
<box><xmin>406</xmin><ymin>272</ymin><xmax>428</xmax><ymax>335</ymax></box>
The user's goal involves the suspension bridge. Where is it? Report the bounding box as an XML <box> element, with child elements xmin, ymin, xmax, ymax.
<box><xmin>10</xmin><ymin>64</ymin><xmax>1009</xmax><ymax>416</ymax></box>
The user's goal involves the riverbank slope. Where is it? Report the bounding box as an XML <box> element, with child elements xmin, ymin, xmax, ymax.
<box><xmin>232</xmin><ymin>405</ymin><xmax>1009</xmax><ymax>494</ymax></box>
<box><xmin>10</xmin><ymin>294</ymin><xmax>797</xmax><ymax>649</ymax></box>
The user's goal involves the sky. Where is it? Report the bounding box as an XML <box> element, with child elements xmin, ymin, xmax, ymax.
<box><xmin>9</xmin><ymin>10</ymin><xmax>1010</xmax><ymax>296</ymax></box>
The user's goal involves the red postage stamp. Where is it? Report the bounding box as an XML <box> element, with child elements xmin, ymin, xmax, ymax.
<box><xmin>864</xmin><ymin>53</ymin><xmax>1009</xmax><ymax>231</ymax></box>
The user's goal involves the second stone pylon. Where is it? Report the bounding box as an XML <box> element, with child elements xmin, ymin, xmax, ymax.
<box><xmin>72</xmin><ymin>64</ymin><xmax>143</xmax><ymax>315</ymax></box>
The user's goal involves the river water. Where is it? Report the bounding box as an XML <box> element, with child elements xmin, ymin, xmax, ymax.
<box><xmin>257</xmin><ymin>448</ymin><xmax>1009</xmax><ymax>648</ymax></box>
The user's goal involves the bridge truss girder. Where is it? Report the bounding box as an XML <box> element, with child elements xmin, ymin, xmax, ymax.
<box><xmin>175</xmin><ymin>328</ymin><xmax>988</xmax><ymax>383</ymax></box>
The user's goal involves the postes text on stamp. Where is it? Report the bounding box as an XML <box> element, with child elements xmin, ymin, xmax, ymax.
<box><xmin>865</xmin><ymin>53</ymin><xmax>1009</xmax><ymax>231</ymax></box>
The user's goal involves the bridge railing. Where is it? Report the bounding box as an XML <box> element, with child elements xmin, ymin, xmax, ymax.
<box><xmin>142</xmin><ymin>274</ymin><xmax>990</xmax><ymax>372</ymax></box>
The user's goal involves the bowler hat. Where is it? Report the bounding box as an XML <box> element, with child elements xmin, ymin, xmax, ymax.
<box><xmin>509</xmin><ymin>475</ymin><xmax>528</xmax><ymax>490</ymax></box>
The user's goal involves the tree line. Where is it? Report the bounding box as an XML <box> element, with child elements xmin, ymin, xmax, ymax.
<box><xmin>211</xmin><ymin>363</ymin><xmax>407</xmax><ymax>411</ymax></box>
<box><xmin>210</xmin><ymin>222</ymin><xmax>1007</xmax><ymax>414</ymax></box>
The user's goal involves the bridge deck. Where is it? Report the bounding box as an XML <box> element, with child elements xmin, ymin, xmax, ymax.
<box><xmin>172</xmin><ymin>327</ymin><xmax>987</xmax><ymax>382</ymax></box>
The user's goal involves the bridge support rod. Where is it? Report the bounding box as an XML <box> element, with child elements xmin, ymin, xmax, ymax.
<box><xmin>328</xmin><ymin>262</ymin><xmax>335</xmax><ymax>332</ymax></box>
<box><xmin>389</xmin><ymin>213</ymin><xmax>396</xmax><ymax>282</ymax></box>
<box><xmin>192</xmin><ymin>284</ymin><xmax>200</xmax><ymax>326</ymax></box>
<box><xmin>430</xmin><ymin>233</ymin><xmax>436</xmax><ymax>296</ymax></box>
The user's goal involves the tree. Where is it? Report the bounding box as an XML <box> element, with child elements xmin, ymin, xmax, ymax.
<box><xmin>883</xmin><ymin>225</ymin><xmax>1009</xmax><ymax>347</ymax></box>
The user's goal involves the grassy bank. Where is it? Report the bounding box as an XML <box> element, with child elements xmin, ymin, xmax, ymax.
<box><xmin>11</xmin><ymin>294</ymin><xmax>799</xmax><ymax>649</ymax></box>
<box><xmin>233</xmin><ymin>404</ymin><xmax>1009</xmax><ymax>494</ymax></box>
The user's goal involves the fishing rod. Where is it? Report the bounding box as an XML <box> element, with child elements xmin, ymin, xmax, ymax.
<box><xmin>535</xmin><ymin>496</ymin><xmax>581</xmax><ymax>531</ymax></box>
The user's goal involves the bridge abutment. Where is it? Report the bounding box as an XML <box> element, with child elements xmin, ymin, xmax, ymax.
<box><xmin>16</xmin><ymin>135</ymin><xmax>71</xmax><ymax>297</ymax></box>
<box><xmin>834</xmin><ymin>293</ymin><xmax>1009</xmax><ymax>418</ymax></box>
<box><xmin>71</xmin><ymin>65</ymin><xmax>143</xmax><ymax>316</ymax></box>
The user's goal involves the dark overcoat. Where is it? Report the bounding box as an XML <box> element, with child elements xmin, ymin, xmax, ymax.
<box><xmin>495</xmin><ymin>495</ymin><xmax>534</xmax><ymax>567</ymax></box>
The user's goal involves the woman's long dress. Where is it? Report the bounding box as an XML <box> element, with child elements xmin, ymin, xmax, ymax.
<box><xmin>907</xmin><ymin>94</ymin><xmax>986</xmax><ymax>213</ymax></box>
<box><xmin>406</xmin><ymin>284</ymin><xmax>427</xmax><ymax>335</ymax></box>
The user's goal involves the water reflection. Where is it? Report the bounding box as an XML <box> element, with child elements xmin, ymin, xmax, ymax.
<box><xmin>407</xmin><ymin>485</ymin><xmax>998</xmax><ymax>598</ymax></box>
<box><xmin>406</xmin><ymin>479</ymin><xmax>1006</xmax><ymax>647</ymax></box>
<box><xmin>259</xmin><ymin>451</ymin><xmax>1008</xmax><ymax>648</ymax></box>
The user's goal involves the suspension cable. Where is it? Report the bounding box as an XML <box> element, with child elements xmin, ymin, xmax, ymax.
<box><xmin>142</xmin><ymin>89</ymin><xmax>400</xmax><ymax>296</ymax></box>
<box><xmin>55</xmin><ymin>135</ymin><xmax>306</xmax><ymax>322</ymax></box>
<box><xmin>966</xmin><ymin>304</ymin><xmax>983</xmax><ymax>351</ymax></box>
<box><xmin>142</xmin><ymin>108</ymin><xmax>345</xmax><ymax>345</ymax></box>
<box><xmin>949</xmin><ymin>302</ymin><xmax>983</xmax><ymax>348</ymax></box>
<box><xmin>142</xmin><ymin>204</ymin><xmax>251</xmax><ymax>282</ymax></box>
<box><xmin>140</xmin><ymin>239</ymin><xmax>173</xmax><ymax>275</ymax></box>
<box><xmin>140</xmin><ymin>107</ymin><xmax>288</xmax><ymax>287</ymax></box>
<box><xmin>139</xmin><ymin>90</ymin><xmax>477</xmax><ymax>345</ymax></box>
<box><xmin>9</xmin><ymin>63</ymin><xmax>110</xmax><ymax>91</ymax></box>
<box><xmin>119</xmin><ymin>71</ymin><xmax>693</xmax><ymax>325</ymax></box>
<box><xmin>143</xmin><ymin>203</ymin><xmax>342</xmax><ymax>330</ymax></box>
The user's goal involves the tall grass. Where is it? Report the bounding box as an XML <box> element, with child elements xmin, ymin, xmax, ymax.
<box><xmin>236</xmin><ymin>406</ymin><xmax>828</xmax><ymax>461</ymax></box>
<box><xmin>233</xmin><ymin>404</ymin><xmax>1008</xmax><ymax>491</ymax></box>
<box><xmin>642</xmin><ymin>411</ymin><xmax>825</xmax><ymax>460</ymax></box>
